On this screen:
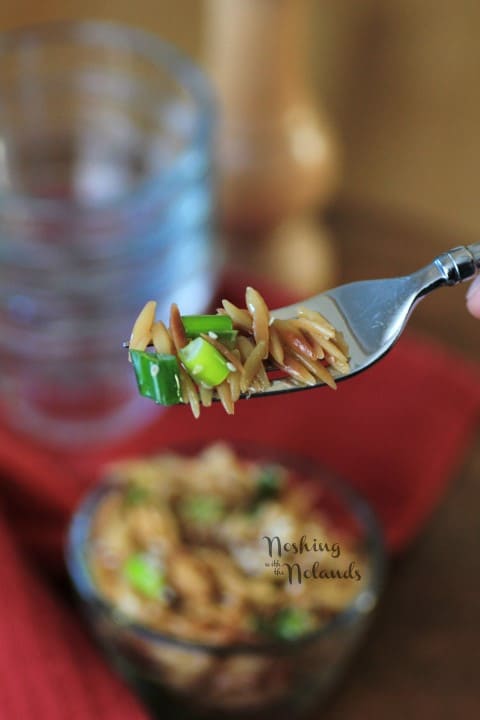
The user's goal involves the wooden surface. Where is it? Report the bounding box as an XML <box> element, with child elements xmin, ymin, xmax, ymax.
<box><xmin>310</xmin><ymin>201</ymin><xmax>480</xmax><ymax>719</ymax></box>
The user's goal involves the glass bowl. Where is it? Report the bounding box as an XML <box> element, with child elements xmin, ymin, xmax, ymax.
<box><xmin>66</xmin><ymin>443</ymin><xmax>385</xmax><ymax>719</ymax></box>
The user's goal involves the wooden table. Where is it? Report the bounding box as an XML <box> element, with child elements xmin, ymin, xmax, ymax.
<box><xmin>313</xmin><ymin>201</ymin><xmax>480</xmax><ymax>718</ymax></box>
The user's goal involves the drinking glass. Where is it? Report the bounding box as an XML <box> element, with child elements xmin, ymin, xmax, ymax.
<box><xmin>0</xmin><ymin>21</ymin><xmax>217</xmax><ymax>446</ymax></box>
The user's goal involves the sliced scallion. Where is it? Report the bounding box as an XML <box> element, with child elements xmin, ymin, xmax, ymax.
<box><xmin>273</xmin><ymin>608</ymin><xmax>314</xmax><ymax>640</ymax></box>
<box><xmin>181</xmin><ymin>315</ymin><xmax>237</xmax><ymax>347</ymax></box>
<box><xmin>256</xmin><ymin>465</ymin><xmax>284</xmax><ymax>500</ymax></box>
<box><xmin>130</xmin><ymin>350</ymin><xmax>182</xmax><ymax>406</ymax></box>
<box><xmin>123</xmin><ymin>554</ymin><xmax>166</xmax><ymax>599</ymax></box>
<box><xmin>124</xmin><ymin>485</ymin><xmax>149</xmax><ymax>507</ymax></box>
<box><xmin>178</xmin><ymin>337</ymin><xmax>231</xmax><ymax>387</ymax></box>
<box><xmin>179</xmin><ymin>495</ymin><xmax>225</xmax><ymax>524</ymax></box>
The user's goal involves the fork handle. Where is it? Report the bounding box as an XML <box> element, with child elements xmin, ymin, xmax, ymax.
<box><xmin>433</xmin><ymin>243</ymin><xmax>480</xmax><ymax>285</ymax></box>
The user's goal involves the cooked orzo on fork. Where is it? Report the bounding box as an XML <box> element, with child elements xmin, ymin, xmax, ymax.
<box><xmin>127</xmin><ymin>243</ymin><xmax>480</xmax><ymax>416</ymax></box>
<box><xmin>127</xmin><ymin>286</ymin><xmax>350</xmax><ymax>417</ymax></box>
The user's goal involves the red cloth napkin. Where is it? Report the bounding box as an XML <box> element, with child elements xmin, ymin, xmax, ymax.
<box><xmin>0</xmin><ymin>274</ymin><xmax>479</xmax><ymax>719</ymax></box>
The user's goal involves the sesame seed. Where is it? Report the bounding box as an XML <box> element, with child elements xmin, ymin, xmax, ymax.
<box><xmin>208</xmin><ymin>331</ymin><xmax>218</xmax><ymax>339</ymax></box>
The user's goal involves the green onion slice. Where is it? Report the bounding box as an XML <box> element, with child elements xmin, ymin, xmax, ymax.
<box><xmin>123</xmin><ymin>554</ymin><xmax>166</xmax><ymax>599</ymax></box>
<box><xmin>256</xmin><ymin>465</ymin><xmax>284</xmax><ymax>500</ymax></box>
<box><xmin>124</xmin><ymin>485</ymin><xmax>150</xmax><ymax>507</ymax></box>
<box><xmin>178</xmin><ymin>337</ymin><xmax>231</xmax><ymax>387</ymax></box>
<box><xmin>273</xmin><ymin>608</ymin><xmax>314</xmax><ymax>640</ymax></box>
<box><xmin>130</xmin><ymin>350</ymin><xmax>182</xmax><ymax>406</ymax></box>
<box><xmin>182</xmin><ymin>315</ymin><xmax>237</xmax><ymax>347</ymax></box>
<box><xmin>179</xmin><ymin>495</ymin><xmax>225</xmax><ymax>524</ymax></box>
<box><xmin>182</xmin><ymin>314</ymin><xmax>232</xmax><ymax>336</ymax></box>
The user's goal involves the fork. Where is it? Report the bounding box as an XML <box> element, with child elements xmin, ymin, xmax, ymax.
<box><xmin>126</xmin><ymin>244</ymin><xmax>479</xmax><ymax>401</ymax></box>
<box><xmin>261</xmin><ymin>243</ymin><xmax>480</xmax><ymax>397</ymax></box>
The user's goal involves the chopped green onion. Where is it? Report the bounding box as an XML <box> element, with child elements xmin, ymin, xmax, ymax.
<box><xmin>124</xmin><ymin>484</ymin><xmax>149</xmax><ymax>507</ymax></box>
<box><xmin>179</xmin><ymin>495</ymin><xmax>225</xmax><ymax>525</ymax></box>
<box><xmin>273</xmin><ymin>608</ymin><xmax>314</xmax><ymax>641</ymax></box>
<box><xmin>130</xmin><ymin>350</ymin><xmax>182</xmax><ymax>406</ymax></box>
<box><xmin>182</xmin><ymin>315</ymin><xmax>232</xmax><ymax>336</ymax></box>
<box><xmin>182</xmin><ymin>315</ymin><xmax>238</xmax><ymax>347</ymax></box>
<box><xmin>178</xmin><ymin>337</ymin><xmax>230</xmax><ymax>387</ymax></box>
<box><xmin>209</xmin><ymin>330</ymin><xmax>238</xmax><ymax>347</ymax></box>
<box><xmin>252</xmin><ymin>608</ymin><xmax>314</xmax><ymax>640</ymax></box>
<box><xmin>256</xmin><ymin>465</ymin><xmax>284</xmax><ymax>500</ymax></box>
<box><xmin>123</xmin><ymin>554</ymin><xmax>166</xmax><ymax>599</ymax></box>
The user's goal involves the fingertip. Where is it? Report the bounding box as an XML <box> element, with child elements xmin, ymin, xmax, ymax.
<box><xmin>466</xmin><ymin>275</ymin><xmax>480</xmax><ymax>318</ymax></box>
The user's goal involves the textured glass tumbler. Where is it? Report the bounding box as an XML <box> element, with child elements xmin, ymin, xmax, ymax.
<box><xmin>0</xmin><ymin>22</ymin><xmax>216</xmax><ymax>446</ymax></box>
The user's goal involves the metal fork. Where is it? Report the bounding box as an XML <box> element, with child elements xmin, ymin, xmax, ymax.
<box><xmin>126</xmin><ymin>244</ymin><xmax>479</xmax><ymax>401</ymax></box>
<box><xmin>260</xmin><ymin>243</ymin><xmax>480</xmax><ymax>397</ymax></box>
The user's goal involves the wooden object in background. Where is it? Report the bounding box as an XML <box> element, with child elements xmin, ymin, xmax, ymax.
<box><xmin>205</xmin><ymin>0</ymin><xmax>340</xmax><ymax>294</ymax></box>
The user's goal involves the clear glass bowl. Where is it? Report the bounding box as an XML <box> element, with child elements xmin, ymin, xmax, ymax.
<box><xmin>66</xmin><ymin>444</ymin><xmax>385</xmax><ymax>720</ymax></box>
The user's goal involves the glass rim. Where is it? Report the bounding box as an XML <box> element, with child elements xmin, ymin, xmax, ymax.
<box><xmin>66</xmin><ymin>442</ymin><xmax>387</xmax><ymax>656</ymax></box>
<box><xmin>0</xmin><ymin>19</ymin><xmax>215</xmax><ymax>216</ymax></box>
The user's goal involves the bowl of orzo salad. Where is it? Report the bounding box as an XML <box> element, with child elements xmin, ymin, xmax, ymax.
<box><xmin>66</xmin><ymin>442</ymin><xmax>385</xmax><ymax>719</ymax></box>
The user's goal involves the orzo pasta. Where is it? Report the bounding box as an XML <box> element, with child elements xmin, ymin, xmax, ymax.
<box><xmin>89</xmin><ymin>443</ymin><xmax>367</xmax><ymax>646</ymax></box>
<box><xmin>128</xmin><ymin>288</ymin><xmax>350</xmax><ymax>417</ymax></box>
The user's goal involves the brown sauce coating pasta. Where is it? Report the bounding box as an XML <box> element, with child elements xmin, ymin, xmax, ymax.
<box><xmin>129</xmin><ymin>287</ymin><xmax>350</xmax><ymax>417</ymax></box>
<box><xmin>89</xmin><ymin>443</ymin><xmax>367</xmax><ymax>647</ymax></box>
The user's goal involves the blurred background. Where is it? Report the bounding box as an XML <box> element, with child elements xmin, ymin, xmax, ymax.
<box><xmin>1</xmin><ymin>0</ymin><xmax>479</xmax><ymax>236</ymax></box>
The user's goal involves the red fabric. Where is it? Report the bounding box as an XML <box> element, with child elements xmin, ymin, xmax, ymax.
<box><xmin>0</xmin><ymin>274</ymin><xmax>479</xmax><ymax>718</ymax></box>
